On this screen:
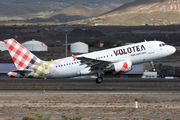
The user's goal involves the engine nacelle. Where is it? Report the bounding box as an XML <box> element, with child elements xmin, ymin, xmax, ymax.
<box><xmin>113</xmin><ymin>59</ymin><xmax>132</xmax><ymax>74</ymax></box>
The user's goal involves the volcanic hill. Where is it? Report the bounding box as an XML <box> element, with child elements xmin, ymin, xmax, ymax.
<box><xmin>50</xmin><ymin>4</ymin><xmax>111</xmax><ymax>19</ymax></box>
<box><xmin>86</xmin><ymin>0</ymin><xmax>180</xmax><ymax>26</ymax></box>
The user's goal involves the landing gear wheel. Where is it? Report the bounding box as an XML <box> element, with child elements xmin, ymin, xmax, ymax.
<box><xmin>152</xmin><ymin>68</ymin><xmax>156</xmax><ymax>72</ymax></box>
<box><xmin>150</xmin><ymin>61</ymin><xmax>156</xmax><ymax>72</ymax></box>
<box><xmin>96</xmin><ymin>77</ymin><xmax>103</xmax><ymax>84</ymax></box>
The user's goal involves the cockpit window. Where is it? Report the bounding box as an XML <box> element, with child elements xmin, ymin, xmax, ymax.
<box><xmin>159</xmin><ymin>43</ymin><xmax>166</xmax><ymax>47</ymax></box>
<box><xmin>162</xmin><ymin>43</ymin><xmax>166</xmax><ymax>46</ymax></box>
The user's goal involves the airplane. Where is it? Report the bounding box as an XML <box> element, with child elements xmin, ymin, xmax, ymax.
<box><xmin>4</xmin><ymin>38</ymin><xmax>176</xmax><ymax>84</ymax></box>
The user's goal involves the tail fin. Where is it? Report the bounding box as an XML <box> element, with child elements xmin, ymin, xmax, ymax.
<box><xmin>4</xmin><ymin>39</ymin><xmax>42</xmax><ymax>70</ymax></box>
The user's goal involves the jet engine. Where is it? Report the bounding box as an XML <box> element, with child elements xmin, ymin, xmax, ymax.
<box><xmin>113</xmin><ymin>59</ymin><xmax>132</xmax><ymax>74</ymax></box>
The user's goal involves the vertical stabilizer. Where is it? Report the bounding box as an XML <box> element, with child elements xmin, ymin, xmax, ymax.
<box><xmin>4</xmin><ymin>39</ymin><xmax>42</xmax><ymax>70</ymax></box>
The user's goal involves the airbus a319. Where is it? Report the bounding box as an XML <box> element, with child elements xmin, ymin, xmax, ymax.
<box><xmin>4</xmin><ymin>39</ymin><xmax>176</xmax><ymax>84</ymax></box>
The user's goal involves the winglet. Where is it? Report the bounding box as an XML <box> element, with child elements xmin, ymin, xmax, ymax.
<box><xmin>72</xmin><ymin>55</ymin><xmax>78</xmax><ymax>61</ymax></box>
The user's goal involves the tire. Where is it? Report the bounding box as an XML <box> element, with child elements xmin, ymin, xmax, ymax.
<box><xmin>96</xmin><ymin>77</ymin><xmax>103</xmax><ymax>84</ymax></box>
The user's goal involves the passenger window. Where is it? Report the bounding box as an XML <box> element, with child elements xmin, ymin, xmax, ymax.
<box><xmin>69</xmin><ymin>63</ymin><xmax>71</xmax><ymax>65</ymax></box>
<box><xmin>64</xmin><ymin>64</ymin><xmax>65</xmax><ymax>66</ymax></box>
<box><xmin>59</xmin><ymin>65</ymin><xmax>60</xmax><ymax>67</ymax></box>
<box><xmin>61</xmin><ymin>65</ymin><xmax>63</xmax><ymax>67</ymax></box>
<box><xmin>75</xmin><ymin>62</ymin><xmax>76</xmax><ymax>64</ymax></box>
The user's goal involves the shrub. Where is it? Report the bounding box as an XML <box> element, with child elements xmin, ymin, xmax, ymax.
<box><xmin>22</xmin><ymin>115</ymin><xmax>38</xmax><ymax>120</ymax></box>
<box><xmin>62</xmin><ymin>114</ymin><xmax>69</xmax><ymax>120</ymax></box>
<box><xmin>116</xmin><ymin>40</ymin><xmax>123</xmax><ymax>46</ymax></box>
<box><xmin>70</xmin><ymin>115</ymin><xmax>82</xmax><ymax>120</ymax></box>
<box><xmin>61</xmin><ymin>114</ymin><xmax>82</xmax><ymax>120</ymax></box>
<box><xmin>166</xmin><ymin>117</ymin><xmax>176</xmax><ymax>120</ymax></box>
<box><xmin>22</xmin><ymin>113</ymin><xmax>51</xmax><ymax>120</ymax></box>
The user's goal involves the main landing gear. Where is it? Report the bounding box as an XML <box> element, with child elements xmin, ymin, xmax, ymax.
<box><xmin>95</xmin><ymin>70</ymin><xmax>104</xmax><ymax>84</ymax></box>
<box><xmin>150</xmin><ymin>61</ymin><xmax>156</xmax><ymax>72</ymax></box>
<box><xmin>96</xmin><ymin>77</ymin><xmax>103</xmax><ymax>84</ymax></box>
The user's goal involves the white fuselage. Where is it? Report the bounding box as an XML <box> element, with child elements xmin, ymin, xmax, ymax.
<box><xmin>49</xmin><ymin>41</ymin><xmax>176</xmax><ymax>78</ymax></box>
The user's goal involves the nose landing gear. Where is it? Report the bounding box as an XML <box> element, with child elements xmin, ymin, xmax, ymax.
<box><xmin>150</xmin><ymin>61</ymin><xmax>156</xmax><ymax>72</ymax></box>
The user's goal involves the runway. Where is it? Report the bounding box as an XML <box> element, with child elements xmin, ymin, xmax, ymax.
<box><xmin>0</xmin><ymin>78</ymin><xmax>179</xmax><ymax>92</ymax></box>
<box><xmin>0</xmin><ymin>89</ymin><xmax>179</xmax><ymax>93</ymax></box>
<box><xmin>0</xmin><ymin>78</ymin><xmax>180</xmax><ymax>82</ymax></box>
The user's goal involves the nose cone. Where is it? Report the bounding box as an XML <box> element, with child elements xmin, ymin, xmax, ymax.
<box><xmin>165</xmin><ymin>45</ymin><xmax>176</xmax><ymax>57</ymax></box>
<box><xmin>172</xmin><ymin>46</ymin><xmax>176</xmax><ymax>54</ymax></box>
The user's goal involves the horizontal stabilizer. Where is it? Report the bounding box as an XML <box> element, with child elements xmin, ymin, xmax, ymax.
<box><xmin>11</xmin><ymin>69</ymin><xmax>33</xmax><ymax>74</ymax></box>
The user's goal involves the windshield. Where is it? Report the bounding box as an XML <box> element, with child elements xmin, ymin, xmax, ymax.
<box><xmin>159</xmin><ymin>43</ymin><xmax>166</xmax><ymax>47</ymax></box>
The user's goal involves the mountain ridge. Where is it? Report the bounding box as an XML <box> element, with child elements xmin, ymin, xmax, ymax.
<box><xmin>85</xmin><ymin>0</ymin><xmax>180</xmax><ymax>26</ymax></box>
<box><xmin>109</xmin><ymin>0</ymin><xmax>180</xmax><ymax>13</ymax></box>
<box><xmin>0</xmin><ymin>2</ymin><xmax>46</xmax><ymax>16</ymax></box>
<box><xmin>50</xmin><ymin>4</ymin><xmax>112</xmax><ymax>19</ymax></box>
<box><xmin>0</xmin><ymin>2</ymin><xmax>111</xmax><ymax>21</ymax></box>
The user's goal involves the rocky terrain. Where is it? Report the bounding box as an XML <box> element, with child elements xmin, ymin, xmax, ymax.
<box><xmin>0</xmin><ymin>78</ymin><xmax>179</xmax><ymax>120</ymax></box>
<box><xmin>2</xmin><ymin>0</ymin><xmax>180</xmax><ymax>26</ymax></box>
<box><xmin>0</xmin><ymin>92</ymin><xmax>179</xmax><ymax>120</ymax></box>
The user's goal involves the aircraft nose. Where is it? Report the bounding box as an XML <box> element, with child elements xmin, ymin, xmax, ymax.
<box><xmin>171</xmin><ymin>46</ymin><xmax>176</xmax><ymax>54</ymax></box>
<box><xmin>164</xmin><ymin>45</ymin><xmax>176</xmax><ymax>56</ymax></box>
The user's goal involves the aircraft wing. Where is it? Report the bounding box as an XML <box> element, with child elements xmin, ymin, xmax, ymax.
<box><xmin>77</xmin><ymin>57</ymin><xmax>113</xmax><ymax>71</ymax></box>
